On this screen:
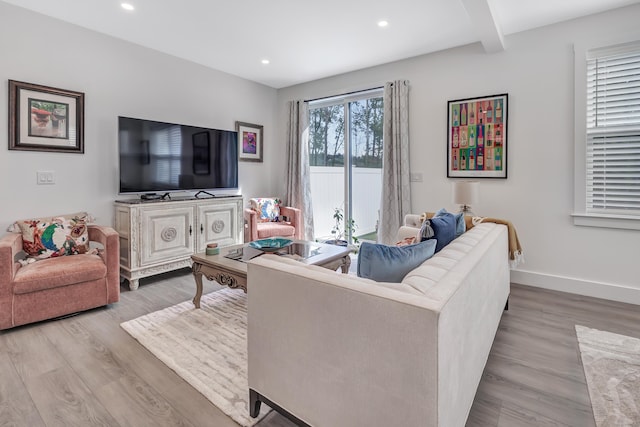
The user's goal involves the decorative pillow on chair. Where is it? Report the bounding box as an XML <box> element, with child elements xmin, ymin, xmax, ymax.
<box><xmin>250</xmin><ymin>198</ymin><xmax>281</xmax><ymax>222</ymax></box>
<box><xmin>357</xmin><ymin>239</ymin><xmax>437</xmax><ymax>282</ymax></box>
<box><xmin>8</xmin><ymin>212</ymin><xmax>92</xmax><ymax>260</ymax></box>
<box><xmin>434</xmin><ymin>208</ymin><xmax>466</xmax><ymax>237</ymax></box>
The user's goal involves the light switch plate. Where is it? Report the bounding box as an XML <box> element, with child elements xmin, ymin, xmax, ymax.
<box><xmin>37</xmin><ymin>171</ymin><xmax>55</xmax><ymax>185</ymax></box>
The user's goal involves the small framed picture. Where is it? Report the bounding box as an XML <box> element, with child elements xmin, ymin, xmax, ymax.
<box><xmin>236</xmin><ymin>121</ymin><xmax>263</xmax><ymax>162</ymax></box>
<box><xmin>8</xmin><ymin>80</ymin><xmax>85</xmax><ymax>153</ymax></box>
<box><xmin>447</xmin><ymin>93</ymin><xmax>508</xmax><ymax>178</ymax></box>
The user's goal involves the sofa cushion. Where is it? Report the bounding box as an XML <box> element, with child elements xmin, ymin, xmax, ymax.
<box><xmin>421</xmin><ymin>213</ymin><xmax>456</xmax><ymax>253</ymax></box>
<box><xmin>257</xmin><ymin>222</ymin><xmax>295</xmax><ymax>239</ymax></box>
<box><xmin>357</xmin><ymin>239</ymin><xmax>437</xmax><ymax>282</ymax></box>
<box><xmin>250</xmin><ymin>198</ymin><xmax>281</xmax><ymax>222</ymax></box>
<box><xmin>12</xmin><ymin>253</ymin><xmax>106</xmax><ymax>295</ymax></box>
<box><xmin>9</xmin><ymin>212</ymin><xmax>92</xmax><ymax>260</ymax></box>
<box><xmin>434</xmin><ymin>208</ymin><xmax>466</xmax><ymax>237</ymax></box>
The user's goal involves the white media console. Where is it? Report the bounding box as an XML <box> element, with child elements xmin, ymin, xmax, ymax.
<box><xmin>114</xmin><ymin>195</ymin><xmax>243</xmax><ymax>290</ymax></box>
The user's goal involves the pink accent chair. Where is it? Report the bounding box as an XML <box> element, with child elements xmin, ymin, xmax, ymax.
<box><xmin>244</xmin><ymin>206</ymin><xmax>303</xmax><ymax>242</ymax></box>
<box><xmin>0</xmin><ymin>225</ymin><xmax>120</xmax><ymax>330</ymax></box>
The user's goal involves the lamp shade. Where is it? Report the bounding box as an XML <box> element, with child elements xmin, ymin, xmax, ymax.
<box><xmin>452</xmin><ymin>181</ymin><xmax>479</xmax><ymax>206</ymax></box>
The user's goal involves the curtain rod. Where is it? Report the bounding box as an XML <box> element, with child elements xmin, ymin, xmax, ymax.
<box><xmin>304</xmin><ymin>86</ymin><xmax>384</xmax><ymax>103</ymax></box>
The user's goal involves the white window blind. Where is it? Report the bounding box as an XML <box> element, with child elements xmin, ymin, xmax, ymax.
<box><xmin>586</xmin><ymin>41</ymin><xmax>640</xmax><ymax>215</ymax></box>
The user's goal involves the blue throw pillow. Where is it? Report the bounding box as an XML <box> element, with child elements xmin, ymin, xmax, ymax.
<box><xmin>423</xmin><ymin>213</ymin><xmax>456</xmax><ymax>253</ymax></box>
<box><xmin>357</xmin><ymin>239</ymin><xmax>437</xmax><ymax>282</ymax></box>
<box><xmin>434</xmin><ymin>208</ymin><xmax>466</xmax><ymax>238</ymax></box>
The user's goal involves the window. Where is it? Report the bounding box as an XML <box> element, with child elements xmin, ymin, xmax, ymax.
<box><xmin>574</xmin><ymin>40</ymin><xmax>640</xmax><ymax>229</ymax></box>
<box><xmin>308</xmin><ymin>89</ymin><xmax>384</xmax><ymax>242</ymax></box>
<box><xmin>586</xmin><ymin>42</ymin><xmax>640</xmax><ymax>214</ymax></box>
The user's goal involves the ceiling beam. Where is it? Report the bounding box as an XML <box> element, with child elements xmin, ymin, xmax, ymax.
<box><xmin>461</xmin><ymin>0</ymin><xmax>505</xmax><ymax>53</ymax></box>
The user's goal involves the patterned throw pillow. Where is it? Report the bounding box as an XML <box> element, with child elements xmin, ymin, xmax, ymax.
<box><xmin>250</xmin><ymin>198</ymin><xmax>281</xmax><ymax>222</ymax></box>
<box><xmin>8</xmin><ymin>212</ymin><xmax>92</xmax><ymax>260</ymax></box>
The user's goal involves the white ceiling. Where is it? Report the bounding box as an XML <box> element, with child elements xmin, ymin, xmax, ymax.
<box><xmin>2</xmin><ymin>0</ymin><xmax>638</xmax><ymax>88</ymax></box>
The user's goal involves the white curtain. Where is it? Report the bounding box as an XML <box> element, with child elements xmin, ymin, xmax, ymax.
<box><xmin>378</xmin><ymin>80</ymin><xmax>411</xmax><ymax>244</ymax></box>
<box><xmin>285</xmin><ymin>100</ymin><xmax>315</xmax><ymax>241</ymax></box>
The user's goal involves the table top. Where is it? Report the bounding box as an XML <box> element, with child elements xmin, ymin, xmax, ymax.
<box><xmin>191</xmin><ymin>239</ymin><xmax>351</xmax><ymax>275</ymax></box>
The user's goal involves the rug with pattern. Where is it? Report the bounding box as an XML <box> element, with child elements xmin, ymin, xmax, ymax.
<box><xmin>576</xmin><ymin>325</ymin><xmax>640</xmax><ymax>426</ymax></box>
<box><xmin>121</xmin><ymin>289</ymin><xmax>270</xmax><ymax>426</ymax></box>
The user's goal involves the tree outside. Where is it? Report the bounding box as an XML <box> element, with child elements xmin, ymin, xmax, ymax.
<box><xmin>309</xmin><ymin>97</ymin><xmax>383</xmax><ymax>168</ymax></box>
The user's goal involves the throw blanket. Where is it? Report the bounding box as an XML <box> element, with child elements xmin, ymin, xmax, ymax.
<box><xmin>419</xmin><ymin>212</ymin><xmax>524</xmax><ymax>269</ymax></box>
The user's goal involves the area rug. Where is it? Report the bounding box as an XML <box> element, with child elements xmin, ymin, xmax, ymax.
<box><xmin>575</xmin><ymin>325</ymin><xmax>640</xmax><ymax>426</ymax></box>
<box><xmin>121</xmin><ymin>289</ymin><xmax>270</xmax><ymax>426</ymax></box>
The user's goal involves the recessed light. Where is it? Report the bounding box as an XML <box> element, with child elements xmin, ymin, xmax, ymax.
<box><xmin>121</xmin><ymin>3</ymin><xmax>135</xmax><ymax>11</ymax></box>
<box><xmin>261</xmin><ymin>59</ymin><xmax>270</xmax><ymax>65</ymax></box>
<box><xmin>377</xmin><ymin>20</ymin><xmax>388</xmax><ymax>28</ymax></box>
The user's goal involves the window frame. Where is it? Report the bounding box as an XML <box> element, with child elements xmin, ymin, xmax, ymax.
<box><xmin>308</xmin><ymin>88</ymin><xmax>384</xmax><ymax>241</ymax></box>
<box><xmin>573</xmin><ymin>39</ymin><xmax>640</xmax><ymax>230</ymax></box>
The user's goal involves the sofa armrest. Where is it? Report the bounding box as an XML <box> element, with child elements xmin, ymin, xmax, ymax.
<box><xmin>0</xmin><ymin>233</ymin><xmax>22</xmax><ymax>293</ymax></box>
<box><xmin>279</xmin><ymin>206</ymin><xmax>302</xmax><ymax>240</ymax></box>
<box><xmin>396</xmin><ymin>226</ymin><xmax>419</xmax><ymax>242</ymax></box>
<box><xmin>0</xmin><ymin>233</ymin><xmax>22</xmax><ymax>328</ymax></box>
<box><xmin>404</xmin><ymin>214</ymin><xmax>422</xmax><ymax>228</ymax></box>
<box><xmin>88</xmin><ymin>225</ymin><xmax>120</xmax><ymax>303</ymax></box>
<box><xmin>393</xmin><ymin>214</ymin><xmax>426</xmax><ymax>242</ymax></box>
<box><xmin>244</xmin><ymin>208</ymin><xmax>258</xmax><ymax>243</ymax></box>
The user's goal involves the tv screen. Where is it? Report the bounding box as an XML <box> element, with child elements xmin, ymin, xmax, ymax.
<box><xmin>118</xmin><ymin>116</ymin><xmax>238</xmax><ymax>195</ymax></box>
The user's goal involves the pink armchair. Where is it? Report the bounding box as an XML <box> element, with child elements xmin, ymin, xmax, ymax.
<box><xmin>244</xmin><ymin>206</ymin><xmax>303</xmax><ymax>242</ymax></box>
<box><xmin>0</xmin><ymin>225</ymin><xmax>120</xmax><ymax>330</ymax></box>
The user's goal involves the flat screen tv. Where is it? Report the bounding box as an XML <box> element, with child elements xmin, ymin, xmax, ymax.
<box><xmin>118</xmin><ymin>116</ymin><xmax>238</xmax><ymax>197</ymax></box>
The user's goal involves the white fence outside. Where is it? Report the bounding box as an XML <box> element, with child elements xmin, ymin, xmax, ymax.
<box><xmin>310</xmin><ymin>166</ymin><xmax>382</xmax><ymax>239</ymax></box>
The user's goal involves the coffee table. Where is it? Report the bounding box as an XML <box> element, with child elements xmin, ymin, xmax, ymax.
<box><xmin>190</xmin><ymin>240</ymin><xmax>351</xmax><ymax>308</ymax></box>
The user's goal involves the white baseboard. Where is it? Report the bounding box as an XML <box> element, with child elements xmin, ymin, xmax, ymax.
<box><xmin>510</xmin><ymin>269</ymin><xmax>640</xmax><ymax>306</ymax></box>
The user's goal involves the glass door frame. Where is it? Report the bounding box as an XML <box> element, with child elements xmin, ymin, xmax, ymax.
<box><xmin>309</xmin><ymin>88</ymin><xmax>383</xmax><ymax>243</ymax></box>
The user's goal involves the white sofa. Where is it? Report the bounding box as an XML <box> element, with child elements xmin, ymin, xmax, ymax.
<box><xmin>246</xmin><ymin>218</ymin><xmax>510</xmax><ymax>427</ymax></box>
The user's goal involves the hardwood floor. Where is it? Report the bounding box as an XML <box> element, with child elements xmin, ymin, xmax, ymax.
<box><xmin>1</xmin><ymin>270</ymin><xmax>638</xmax><ymax>427</ymax></box>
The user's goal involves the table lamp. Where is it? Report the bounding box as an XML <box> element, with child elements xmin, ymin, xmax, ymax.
<box><xmin>452</xmin><ymin>181</ymin><xmax>479</xmax><ymax>215</ymax></box>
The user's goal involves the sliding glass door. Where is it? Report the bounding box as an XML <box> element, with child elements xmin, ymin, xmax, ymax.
<box><xmin>309</xmin><ymin>90</ymin><xmax>383</xmax><ymax>243</ymax></box>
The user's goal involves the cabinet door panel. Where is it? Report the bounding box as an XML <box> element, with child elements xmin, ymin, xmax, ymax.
<box><xmin>140</xmin><ymin>206</ymin><xmax>194</xmax><ymax>265</ymax></box>
<box><xmin>197</xmin><ymin>202</ymin><xmax>240</xmax><ymax>252</ymax></box>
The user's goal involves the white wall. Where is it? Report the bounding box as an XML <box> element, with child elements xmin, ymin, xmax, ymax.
<box><xmin>276</xmin><ymin>4</ymin><xmax>640</xmax><ymax>304</ymax></box>
<box><xmin>0</xmin><ymin>2</ymin><xmax>278</xmax><ymax>228</ymax></box>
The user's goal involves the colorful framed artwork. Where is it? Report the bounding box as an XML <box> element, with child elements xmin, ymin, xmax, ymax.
<box><xmin>447</xmin><ymin>93</ymin><xmax>507</xmax><ymax>178</ymax></box>
<box><xmin>235</xmin><ymin>121</ymin><xmax>263</xmax><ymax>162</ymax></box>
<box><xmin>8</xmin><ymin>80</ymin><xmax>85</xmax><ymax>153</ymax></box>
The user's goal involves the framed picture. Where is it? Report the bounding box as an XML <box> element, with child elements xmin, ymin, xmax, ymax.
<box><xmin>8</xmin><ymin>80</ymin><xmax>85</xmax><ymax>153</ymax></box>
<box><xmin>447</xmin><ymin>93</ymin><xmax>507</xmax><ymax>178</ymax></box>
<box><xmin>236</xmin><ymin>121</ymin><xmax>263</xmax><ymax>162</ymax></box>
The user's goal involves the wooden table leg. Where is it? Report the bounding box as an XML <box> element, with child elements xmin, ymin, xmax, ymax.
<box><xmin>192</xmin><ymin>262</ymin><xmax>204</xmax><ymax>309</ymax></box>
<box><xmin>318</xmin><ymin>253</ymin><xmax>352</xmax><ymax>274</ymax></box>
<box><xmin>340</xmin><ymin>254</ymin><xmax>351</xmax><ymax>274</ymax></box>
<box><xmin>191</xmin><ymin>261</ymin><xmax>247</xmax><ymax>308</ymax></box>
